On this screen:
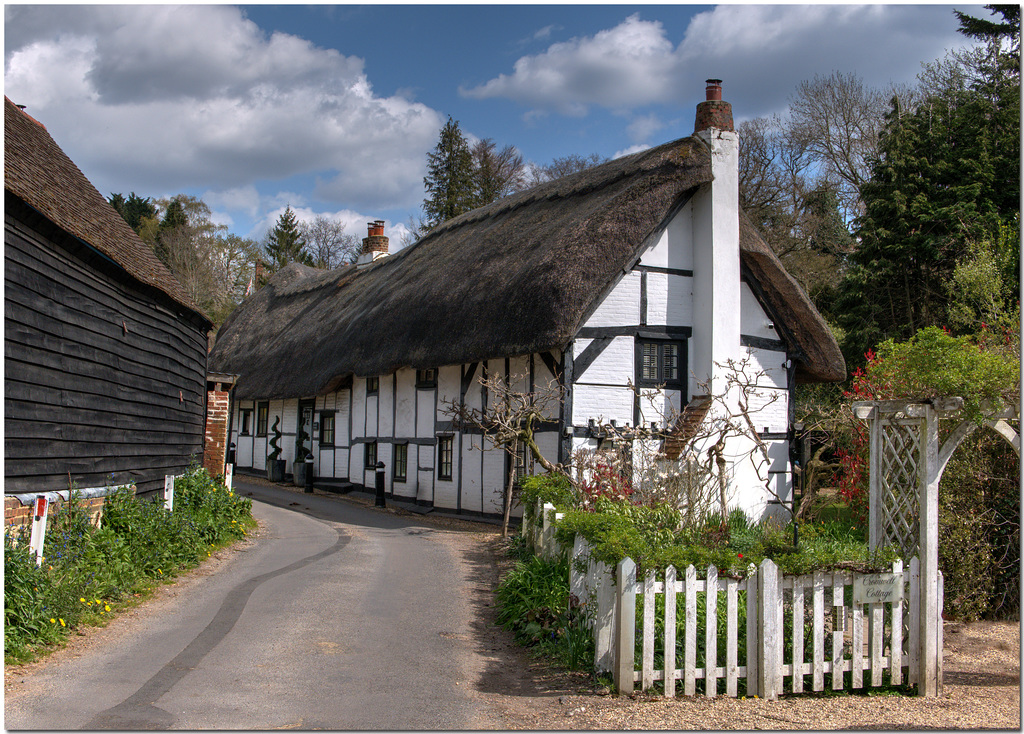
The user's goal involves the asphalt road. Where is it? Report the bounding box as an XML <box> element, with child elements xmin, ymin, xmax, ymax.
<box><xmin>5</xmin><ymin>481</ymin><xmax>492</xmax><ymax>730</ymax></box>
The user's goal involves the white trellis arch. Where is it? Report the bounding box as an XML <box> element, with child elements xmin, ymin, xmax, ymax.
<box><xmin>852</xmin><ymin>397</ymin><xmax>1020</xmax><ymax>697</ymax></box>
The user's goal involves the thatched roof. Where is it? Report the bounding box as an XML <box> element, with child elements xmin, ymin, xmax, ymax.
<box><xmin>210</xmin><ymin>134</ymin><xmax>844</xmax><ymax>400</ymax></box>
<box><xmin>4</xmin><ymin>97</ymin><xmax>208</xmax><ymax>323</ymax></box>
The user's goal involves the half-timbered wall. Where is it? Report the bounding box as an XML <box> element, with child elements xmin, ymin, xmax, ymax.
<box><xmin>227</xmin><ymin>354</ymin><xmax>560</xmax><ymax>519</ymax></box>
<box><xmin>565</xmin><ymin>198</ymin><xmax>794</xmax><ymax>519</ymax></box>
<box><xmin>4</xmin><ymin>199</ymin><xmax>209</xmax><ymax>496</ymax></box>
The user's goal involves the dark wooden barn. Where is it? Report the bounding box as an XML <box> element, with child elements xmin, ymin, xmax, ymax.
<box><xmin>4</xmin><ymin>97</ymin><xmax>212</xmax><ymax>496</ymax></box>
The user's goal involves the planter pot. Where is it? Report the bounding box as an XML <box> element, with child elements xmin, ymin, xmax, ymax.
<box><xmin>293</xmin><ymin>460</ymin><xmax>309</xmax><ymax>487</ymax></box>
<box><xmin>267</xmin><ymin>459</ymin><xmax>286</xmax><ymax>483</ymax></box>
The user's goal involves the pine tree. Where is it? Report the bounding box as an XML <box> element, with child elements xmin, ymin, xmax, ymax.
<box><xmin>264</xmin><ymin>206</ymin><xmax>311</xmax><ymax>270</ymax></box>
<box><xmin>422</xmin><ymin>117</ymin><xmax>476</xmax><ymax>230</ymax></box>
<box><xmin>834</xmin><ymin>17</ymin><xmax>1020</xmax><ymax>366</ymax></box>
<box><xmin>109</xmin><ymin>192</ymin><xmax>157</xmax><ymax>233</ymax></box>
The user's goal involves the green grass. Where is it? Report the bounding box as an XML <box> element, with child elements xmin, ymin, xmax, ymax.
<box><xmin>4</xmin><ymin>467</ymin><xmax>254</xmax><ymax>663</ymax></box>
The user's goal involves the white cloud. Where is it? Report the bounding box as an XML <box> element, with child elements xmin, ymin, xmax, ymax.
<box><xmin>613</xmin><ymin>144</ymin><xmax>651</xmax><ymax>160</ymax></box>
<box><xmin>462</xmin><ymin>15</ymin><xmax>676</xmax><ymax>115</ymax></box>
<box><xmin>626</xmin><ymin>114</ymin><xmax>664</xmax><ymax>144</ymax></box>
<box><xmin>204</xmin><ymin>185</ymin><xmax>262</xmax><ymax>219</ymax></box>
<box><xmin>3</xmin><ymin>5</ymin><xmax>443</xmax><ymax>211</ymax></box>
<box><xmin>460</xmin><ymin>7</ymin><xmax>977</xmax><ymax>119</ymax></box>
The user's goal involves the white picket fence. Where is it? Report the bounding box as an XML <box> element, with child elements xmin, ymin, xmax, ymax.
<box><xmin>527</xmin><ymin>500</ymin><xmax>944</xmax><ymax>699</ymax></box>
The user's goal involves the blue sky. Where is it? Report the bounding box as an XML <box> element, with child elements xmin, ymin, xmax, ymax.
<box><xmin>4</xmin><ymin>4</ymin><xmax>983</xmax><ymax>248</ymax></box>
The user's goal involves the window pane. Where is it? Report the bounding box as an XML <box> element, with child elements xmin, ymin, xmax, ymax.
<box><xmin>663</xmin><ymin>343</ymin><xmax>679</xmax><ymax>381</ymax></box>
<box><xmin>395</xmin><ymin>444</ymin><xmax>408</xmax><ymax>481</ymax></box>
<box><xmin>438</xmin><ymin>437</ymin><xmax>453</xmax><ymax>480</ymax></box>
<box><xmin>642</xmin><ymin>342</ymin><xmax>659</xmax><ymax>381</ymax></box>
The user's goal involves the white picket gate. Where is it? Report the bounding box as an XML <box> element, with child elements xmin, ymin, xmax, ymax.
<box><xmin>525</xmin><ymin>501</ymin><xmax>944</xmax><ymax>700</ymax></box>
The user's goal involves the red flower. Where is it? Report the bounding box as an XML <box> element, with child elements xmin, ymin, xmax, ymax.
<box><xmin>738</xmin><ymin>553</ymin><xmax>743</xmax><ymax>559</ymax></box>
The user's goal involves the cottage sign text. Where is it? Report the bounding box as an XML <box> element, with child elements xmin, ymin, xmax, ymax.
<box><xmin>853</xmin><ymin>573</ymin><xmax>903</xmax><ymax>605</ymax></box>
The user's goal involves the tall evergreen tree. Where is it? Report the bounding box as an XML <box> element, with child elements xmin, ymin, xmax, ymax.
<box><xmin>422</xmin><ymin>117</ymin><xmax>476</xmax><ymax>229</ymax></box>
<box><xmin>264</xmin><ymin>206</ymin><xmax>311</xmax><ymax>270</ymax></box>
<box><xmin>833</xmin><ymin>8</ymin><xmax>1020</xmax><ymax>366</ymax></box>
<box><xmin>109</xmin><ymin>192</ymin><xmax>157</xmax><ymax>233</ymax></box>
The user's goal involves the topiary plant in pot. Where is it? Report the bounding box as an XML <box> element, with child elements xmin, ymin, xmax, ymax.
<box><xmin>266</xmin><ymin>416</ymin><xmax>286</xmax><ymax>482</ymax></box>
<box><xmin>293</xmin><ymin>421</ymin><xmax>312</xmax><ymax>487</ymax></box>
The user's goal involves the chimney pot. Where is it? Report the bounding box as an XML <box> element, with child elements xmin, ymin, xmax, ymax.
<box><xmin>358</xmin><ymin>218</ymin><xmax>389</xmax><ymax>267</ymax></box>
<box><xmin>694</xmin><ymin>78</ymin><xmax>733</xmax><ymax>134</ymax></box>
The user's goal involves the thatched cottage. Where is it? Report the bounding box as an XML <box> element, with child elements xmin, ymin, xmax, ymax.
<box><xmin>5</xmin><ymin>97</ymin><xmax>212</xmax><ymax>498</ymax></box>
<box><xmin>209</xmin><ymin>81</ymin><xmax>844</xmax><ymax>520</ymax></box>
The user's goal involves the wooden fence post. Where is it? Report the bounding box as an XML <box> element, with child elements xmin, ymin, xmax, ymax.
<box><xmin>915</xmin><ymin>404</ymin><xmax>940</xmax><ymax>696</ymax></box>
<box><xmin>592</xmin><ymin>556</ymin><xmax>616</xmax><ymax>674</ymax></box>
<box><xmin>570</xmin><ymin>535</ymin><xmax>588</xmax><ymax>604</ymax></box>
<box><xmin>758</xmin><ymin>558</ymin><xmax>780</xmax><ymax>700</ymax></box>
<box><xmin>745</xmin><ymin>565</ymin><xmax>759</xmax><ymax>697</ymax></box>
<box><xmin>615</xmin><ymin>558</ymin><xmax>637</xmax><ymax>695</ymax></box>
<box><xmin>664</xmin><ymin>565</ymin><xmax>677</xmax><ymax>697</ymax></box>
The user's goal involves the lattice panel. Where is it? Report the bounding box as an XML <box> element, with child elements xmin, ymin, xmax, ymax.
<box><xmin>879</xmin><ymin>419</ymin><xmax>921</xmax><ymax>558</ymax></box>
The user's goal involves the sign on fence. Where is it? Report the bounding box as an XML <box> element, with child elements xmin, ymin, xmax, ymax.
<box><xmin>853</xmin><ymin>573</ymin><xmax>903</xmax><ymax>605</ymax></box>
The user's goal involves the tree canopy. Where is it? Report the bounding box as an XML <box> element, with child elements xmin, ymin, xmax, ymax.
<box><xmin>422</xmin><ymin>117</ymin><xmax>477</xmax><ymax>230</ymax></box>
<box><xmin>264</xmin><ymin>206</ymin><xmax>312</xmax><ymax>270</ymax></box>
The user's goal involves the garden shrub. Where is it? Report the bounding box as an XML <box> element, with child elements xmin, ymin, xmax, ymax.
<box><xmin>519</xmin><ymin>473</ymin><xmax>576</xmax><ymax>524</ymax></box>
<box><xmin>838</xmin><ymin>326</ymin><xmax>1020</xmax><ymax>620</ymax></box>
<box><xmin>495</xmin><ymin>552</ymin><xmax>593</xmax><ymax>671</ymax></box>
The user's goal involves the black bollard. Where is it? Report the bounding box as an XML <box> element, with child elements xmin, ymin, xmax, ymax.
<box><xmin>375</xmin><ymin>460</ymin><xmax>386</xmax><ymax>507</ymax></box>
<box><xmin>304</xmin><ymin>455</ymin><xmax>314</xmax><ymax>493</ymax></box>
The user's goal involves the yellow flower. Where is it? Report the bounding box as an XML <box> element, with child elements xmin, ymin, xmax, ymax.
<box><xmin>158</xmin><ymin>568</ymin><xmax>163</xmax><ymax>575</ymax></box>
<box><xmin>80</xmin><ymin>597</ymin><xmax>86</xmax><ymax>603</ymax></box>
<box><xmin>104</xmin><ymin>604</ymin><xmax>110</xmax><ymax>612</ymax></box>
<box><xmin>50</xmin><ymin>618</ymin><xmax>56</xmax><ymax>624</ymax></box>
<box><xmin>59</xmin><ymin>618</ymin><xmax>66</xmax><ymax>627</ymax></box>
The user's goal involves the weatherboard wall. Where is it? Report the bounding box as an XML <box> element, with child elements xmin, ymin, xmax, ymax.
<box><xmin>4</xmin><ymin>199</ymin><xmax>209</xmax><ymax>496</ymax></box>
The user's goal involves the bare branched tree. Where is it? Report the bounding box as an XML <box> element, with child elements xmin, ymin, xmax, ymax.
<box><xmin>787</xmin><ymin>71</ymin><xmax>913</xmax><ymax>220</ymax></box>
<box><xmin>471</xmin><ymin>138</ymin><xmax>527</xmax><ymax>205</ymax></box>
<box><xmin>527</xmin><ymin>152</ymin><xmax>608</xmax><ymax>186</ymax></box>
<box><xmin>442</xmin><ymin>372</ymin><xmax>566</xmax><ymax>536</ymax></box>
<box><xmin>298</xmin><ymin>215</ymin><xmax>359</xmax><ymax>269</ymax></box>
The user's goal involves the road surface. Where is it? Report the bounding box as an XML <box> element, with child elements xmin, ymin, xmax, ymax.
<box><xmin>5</xmin><ymin>480</ymin><xmax>507</xmax><ymax>730</ymax></box>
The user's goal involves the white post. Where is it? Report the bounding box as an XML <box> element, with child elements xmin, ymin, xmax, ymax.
<box><xmin>745</xmin><ymin>566</ymin><xmax>759</xmax><ymax>697</ymax></box>
<box><xmin>29</xmin><ymin>495</ymin><xmax>50</xmax><ymax>566</ymax></box>
<box><xmin>615</xmin><ymin>558</ymin><xmax>637</xmax><ymax>695</ymax></box>
<box><xmin>570</xmin><ymin>535</ymin><xmax>588</xmax><ymax>606</ymax></box>
<box><xmin>164</xmin><ymin>475</ymin><xmax>175</xmax><ymax>512</ymax></box>
<box><xmin>918</xmin><ymin>404</ymin><xmax>940</xmax><ymax>697</ymax></box>
<box><xmin>225</xmin><ymin>462</ymin><xmax>233</xmax><ymax>491</ymax></box>
<box><xmin>592</xmin><ymin>557</ymin><xmax>616</xmax><ymax>674</ymax></box>
<box><xmin>758</xmin><ymin>558</ymin><xmax>780</xmax><ymax>700</ymax></box>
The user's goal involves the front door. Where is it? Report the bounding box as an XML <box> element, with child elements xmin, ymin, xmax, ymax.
<box><xmin>297</xmin><ymin>400</ymin><xmax>315</xmax><ymax>464</ymax></box>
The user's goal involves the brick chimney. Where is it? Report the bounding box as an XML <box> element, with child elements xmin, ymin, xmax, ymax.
<box><xmin>694</xmin><ymin>78</ymin><xmax>734</xmax><ymax>133</ymax></box>
<box><xmin>356</xmin><ymin>220</ymin><xmax>389</xmax><ymax>268</ymax></box>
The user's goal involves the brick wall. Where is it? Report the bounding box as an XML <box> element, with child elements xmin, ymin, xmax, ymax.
<box><xmin>5</xmin><ymin>494</ymin><xmax>106</xmax><ymax>532</ymax></box>
<box><xmin>204</xmin><ymin>386</ymin><xmax>231</xmax><ymax>478</ymax></box>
